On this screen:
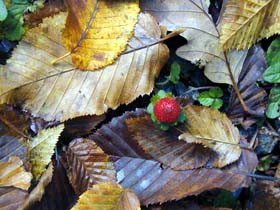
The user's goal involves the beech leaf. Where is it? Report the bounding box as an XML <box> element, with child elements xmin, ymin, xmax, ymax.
<box><xmin>0</xmin><ymin>187</ymin><xmax>28</xmax><ymax>210</ymax></box>
<box><xmin>71</xmin><ymin>182</ymin><xmax>141</xmax><ymax>210</ymax></box>
<box><xmin>179</xmin><ymin>105</ymin><xmax>241</xmax><ymax>168</ymax></box>
<box><xmin>0</xmin><ymin>156</ymin><xmax>32</xmax><ymax>190</ymax></box>
<box><xmin>64</xmin><ymin>138</ymin><xmax>116</xmax><ymax>195</ymax></box>
<box><xmin>29</xmin><ymin>124</ymin><xmax>64</xmax><ymax>179</ymax></box>
<box><xmin>125</xmin><ymin>115</ymin><xmax>212</xmax><ymax>170</ymax></box>
<box><xmin>141</xmin><ymin>0</ymin><xmax>248</xmax><ymax>85</ymax></box>
<box><xmin>61</xmin><ymin>0</ymin><xmax>140</xmax><ymax>70</ymax></box>
<box><xmin>218</xmin><ymin>0</ymin><xmax>280</xmax><ymax>51</ymax></box>
<box><xmin>0</xmin><ymin>12</ymin><xmax>168</xmax><ymax>122</ymax></box>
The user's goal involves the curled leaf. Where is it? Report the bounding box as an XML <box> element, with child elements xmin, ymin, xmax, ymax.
<box><xmin>0</xmin><ymin>156</ymin><xmax>32</xmax><ymax>190</ymax></box>
<box><xmin>64</xmin><ymin>138</ymin><xmax>116</xmax><ymax>195</ymax></box>
<box><xmin>71</xmin><ymin>182</ymin><xmax>141</xmax><ymax>210</ymax></box>
<box><xmin>179</xmin><ymin>105</ymin><xmax>241</xmax><ymax>168</ymax></box>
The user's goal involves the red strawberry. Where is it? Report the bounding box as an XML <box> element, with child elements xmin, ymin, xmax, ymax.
<box><xmin>153</xmin><ymin>98</ymin><xmax>180</xmax><ymax>123</ymax></box>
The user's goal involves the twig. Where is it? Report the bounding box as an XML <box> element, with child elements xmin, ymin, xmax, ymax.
<box><xmin>0</xmin><ymin>114</ymin><xmax>28</xmax><ymax>139</ymax></box>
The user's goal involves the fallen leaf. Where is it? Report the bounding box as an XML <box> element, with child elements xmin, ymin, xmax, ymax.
<box><xmin>64</xmin><ymin>138</ymin><xmax>116</xmax><ymax>195</ymax></box>
<box><xmin>218</xmin><ymin>0</ymin><xmax>280</xmax><ymax>51</ymax></box>
<box><xmin>179</xmin><ymin>105</ymin><xmax>241</xmax><ymax>168</ymax></box>
<box><xmin>227</xmin><ymin>46</ymin><xmax>267</xmax><ymax>127</ymax></box>
<box><xmin>0</xmin><ymin>187</ymin><xmax>28</xmax><ymax>210</ymax></box>
<box><xmin>126</xmin><ymin>115</ymin><xmax>212</xmax><ymax>170</ymax></box>
<box><xmin>71</xmin><ymin>182</ymin><xmax>141</xmax><ymax>210</ymax></box>
<box><xmin>0</xmin><ymin>156</ymin><xmax>32</xmax><ymax>190</ymax></box>
<box><xmin>141</xmin><ymin>0</ymin><xmax>248</xmax><ymax>85</ymax></box>
<box><xmin>115</xmin><ymin>148</ymin><xmax>257</xmax><ymax>206</ymax></box>
<box><xmin>0</xmin><ymin>12</ymin><xmax>168</xmax><ymax>122</ymax></box>
<box><xmin>61</xmin><ymin>0</ymin><xmax>140</xmax><ymax>70</ymax></box>
<box><xmin>29</xmin><ymin>124</ymin><xmax>64</xmax><ymax>179</ymax></box>
<box><xmin>28</xmin><ymin>159</ymin><xmax>77</xmax><ymax>210</ymax></box>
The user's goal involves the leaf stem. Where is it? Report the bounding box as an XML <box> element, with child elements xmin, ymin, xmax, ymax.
<box><xmin>51</xmin><ymin>52</ymin><xmax>71</xmax><ymax>65</ymax></box>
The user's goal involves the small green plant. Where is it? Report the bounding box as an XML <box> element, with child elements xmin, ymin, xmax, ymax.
<box><xmin>197</xmin><ymin>88</ymin><xmax>223</xmax><ymax>110</ymax></box>
<box><xmin>147</xmin><ymin>90</ymin><xmax>186</xmax><ymax>130</ymax></box>
<box><xmin>257</xmin><ymin>155</ymin><xmax>273</xmax><ymax>172</ymax></box>
<box><xmin>263</xmin><ymin>36</ymin><xmax>280</xmax><ymax>119</ymax></box>
<box><xmin>157</xmin><ymin>62</ymin><xmax>181</xmax><ymax>85</ymax></box>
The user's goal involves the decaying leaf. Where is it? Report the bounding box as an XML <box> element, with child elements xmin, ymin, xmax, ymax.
<box><xmin>218</xmin><ymin>0</ymin><xmax>280</xmax><ymax>51</ymax></box>
<box><xmin>64</xmin><ymin>138</ymin><xmax>116</xmax><ymax>195</ymax></box>
<box><xmin>126</xmin><ymin>115</ymin><xmax>212</xmax><ymax>170</ymax></box>
<box><xmin>0</xmin><ymin>12</ymin><xmax>168</xmax><ymax>122</ymax></box>
<box><xmin>0</xmin><ymin>187</ymin><xmax>28</xmax><ymax>210</ymax></box>
<box><xmin>141</xmin><ymin>0</ymin><xmax>248</xmax><ymax>85</ymax></box>
<box><xmin>61</xmin><ymin>0</ymin><xmax>140</xmax><ymax>70</ymax></box>
<box><xmin>0</xmin><ymin>156</ymin><xmax>32</xmax><ymax>190</ymax></box>
<box><xmin>28</xmin><ymin>160</ymin><xmax>77</xmax><ymax>210</ymax></box>
<box><xmin>29</xmin><ymin>124</ymin><xmax>64</xmax><ymax>179</ymax></box>
<box><xmin>115</xmin><ymin>148</ymin><xmax>257</xmax><ymax>205</ymax></box>
<box><xmin>20</xmin><ymin>163</ymin><xmax>53</xmax><ymax>210</ymax></box>
<box><xmin>227</xmin><ymin>46</ymin><xmax>267</xmax><ymax>127</ymax></box>
<box><xmin>71</xmin><ymin>182</ymin><xmax>141</xmax><ymax>210</ymax></box>
<box><xmin>179</xmin><ymin>105</ymin><xmax>241</xmax><ymax>168</ymax></box>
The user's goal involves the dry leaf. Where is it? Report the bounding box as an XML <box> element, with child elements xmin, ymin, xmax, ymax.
<box><xmin>29</xmin><ymin>124</ymin><xmax>64</xmax><ymax>179</ymax></box>
<box><xmin>20</xmin><ymin>163</ymin><xmax>53</xmax><ymax>210</ymax></box>
<box><xmin>64</xmin><ymin>138</ymin><xmax>116</xmax><ymax>195</ymax></box>
<box><xmin>71</xmin><ymin>182</ymin><xmax>141</xmax><ymax>210</ymax></box>
<box><xmin>179</xmin><ymin>105</ymin><xmax>241</xmax><ymax>168</ymax></box>
<box><xmin>0</xmin><ymin>156</ymin><xmax>32</xmax><ymax>190</ymax></box>
<box><xmin>0</xmin><ymin>12</ymin><xmax>168</xmax><ymax>122</ymax></box>
<box><xmin>61</xmin><ymin>0</ymin><xmax>140</xmax><ymax>70</ymax></box>
<box><xmin>227</xmin><ymin>46</ymin><xmax>267</xmax><ymax>127</ymax></box>
<box><xmin>0</xmin><ymin>187</ymin><xmax>28</xmax><ymax>210</ymax></box>
<box><xmin>115</xmin><ymin>148</ymin><xmax>257</xmax><ymax>206</ymax></box>
<box><xmin>28</xmin><ymin>159</ymin><xmax>77</xmax><ymax>210</ymax></box>
<box><xmin>126</xmin><ymin>115</ymin><xmax>212</xmax><ymax>170</ymax></box>
<box><xmin>219</xmin><ymin>0</ymin><xmax>280</xmax><ymax>51</ymax></box>
<box><xmin>141</xmin><ymin>0</ymin><xmax>248</xmax><ymax>85</ymax></box>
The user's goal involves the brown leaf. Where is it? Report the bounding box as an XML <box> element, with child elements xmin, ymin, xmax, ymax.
<box><xmin>125</xmin><ymin>115</ymin><xmax>212</xmax><ymax>170</ymax></box>
<box><xmin>115</xmin><ymin>149</ymin><xmax>258</xmax><ymax>206</ymax></box>
<box><xmin>27</xmin><ymin>160</ymin><xmax>77</xmax><ymax>210</ymax></box>
<box><xmin>61</xmin><ymin>0</ymin><xmax>140</xmax><ymax>70</ymax></box>
<box><xmin>90</xmin><ymin>109</ymin><xmax>149</xmax><ymax>158</ymax></box>
<box><xmin>0</xmin><ymin>12</ymin><xmax>168</xmax><ymax>122</ymax></box>
<box><xmin>0</xmin><ymin>187</ymin><xmax>28</xmax><ymax>210</ymax></box>
<box><xmin>227</xmin><ymin>46</ymin><xmax>268</xmax><ymax>128</ymax></box>
<box><xmin>71</xmin><ymin>182</ymin><xmax>141</xmax><ymax>210</ymax></box>
<box><xmin>64</xmin><ymin>138</ymin><xmax>116</xmax><ymax>195</ymax></box>
<box><xmin>179</xmin><ymin>105</ymin><xmax>241</xmax><ymax>168</ymax></box>
<box><xmin>0</xmin><ymin>156</ymin><xmax>32</xmax><ymax>190</ymax></box>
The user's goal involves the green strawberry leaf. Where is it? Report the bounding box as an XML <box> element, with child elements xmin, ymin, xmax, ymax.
<box><xmin>211</xmin><ymin>99</ymin><xmax>223</xmax><ymax>110</ymax></box>
<box><xmin>266</xmin><ymin>87</ymin><xmax>280</xmax><ymax>119</ymax></box>
<box><xmin>266</xmin><ymin>37</ymin><xmax>280</xmax><ymax>66</ymax></box>
<box><xmin>0</xmin><ymin>0</ymin><xmax>7</xmax><ymax>21</ymax></box>
<box><xmin>197</xmin><ymin>88</ymin><xmax>223</xmax><ymax>110</ymax></box>
<box><xmin>263</xmin><ymin>63</ymin><xmax>280</xmax><ymax>83</ymax></box>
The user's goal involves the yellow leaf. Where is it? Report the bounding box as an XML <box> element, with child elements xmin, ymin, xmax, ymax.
<box><xmin>29</xmin><ymin>125</ymin><xmax>64</xmax><ymax>179</ymax></box>
<box><xmin>60</xmin><ymin>0</ymin><xmax>140</xmax><ymax>70</ymax></box>
<box><xmin>0</xmin><ymin>12</ymin><xmax>168</xmax><ymax>122</ymax></box>
<box><xmin>71</xmin><ymin>182</ymin><xmax>141</xmax><ymax>210</ymax></box>
<box><xmin>0</xmin><ymin>156</ymin><xmax>32</xmax><ymax>190</ymax></box>
<box><xmin>179</xmin><ymin>105</ymin><xmax>241</xmax><ymax>168</ymax></box>
<box><xmin>219</xmin><ymin>0</ymin><xmax>280</xmax><ymax>50</ymax></box>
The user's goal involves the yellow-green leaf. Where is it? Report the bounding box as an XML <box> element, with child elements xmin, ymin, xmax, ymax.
<box><xmin>61</xmin><ymin>0</ymin><xmax>140</xmax><ymax>70</ymax></box>
<box><xmin>179</xmin><ymin>105</ymin><xmax>241</xmax><ymax>168</ymax></box>
<box><xmin>219</xmin><ymin>0</ymin><xmax>280</xmax><ymax>51</ymax></box>
<box><xmin>29</xmin><ymin>125</ymin><xmax>64</xmax><ymax>179</ymax></box>
<box><xmin>0</xmin><ymin>156</ymin><xmax>32</xmax><ymax>190</ymax></box>
<box><xmin>71</xmin><ymin>182</ymin><xmax>141</xmax><ymax>210</ymax></box>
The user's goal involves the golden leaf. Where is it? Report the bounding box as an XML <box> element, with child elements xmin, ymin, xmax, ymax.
<box><xmin>179</xmin><ymin>105</ymin><xmax>241</xmax><ymax>168</ymax></box>
<box><xmin>61</xmin><ymin>0</ymin><xmax>140</xmax><ymax>70</ymax></box>
<box><xmin>0</xmin><ymin>12</ymin><xmax>168</xmax><ymax>122</ymax></box>
<box><xmin>71</xmin><ymin>182</ymin><xmax>141</xmax><ymax>210</ymax></box>
<box><xmin>29</xmin><ymin>125</ymin><xmax>64</xmax><ymax>179</ymax></box>
<box><xmin>0</xmin><ymin>156</ymin><xmax>32</xmax><ymax>190</ymax></box>
<box><xmin>219</xmin><ymin>0</ymin><xmax>280</xmax><ymax>50</ymax></box>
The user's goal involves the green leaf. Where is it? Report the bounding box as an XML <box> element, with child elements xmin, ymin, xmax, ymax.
<box><xmin>266</xmin><ymin>87</ymin><xmax>280</xmax><ymax>119</ymax></box>
<box><xmin>198</xmin><ymin>88</ymin><xmax>223</xmax><ymax>110</ymax></box>
<box><xmin>169</xmin><ymin>62</ymin><xmax>181</xmax><ymax>84</ymax></box>
<box><xmin>0</xmin><ymin>0</ymin><xmax>7</xmax><ymax>21</ymax></box>
<box><xmin>257</xmin><ymin>155</ymin><xmax>272</xmax><ymax>172</ymax></box>
<box><xmin>263</xmin><ymin>62</ymin><xmax>280</xmax><ymax>83</ymax></box>
<box><xmin>266</xmin><ymin>37</ymin><xmax>280</xmax><ymax>65</ymax></box>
